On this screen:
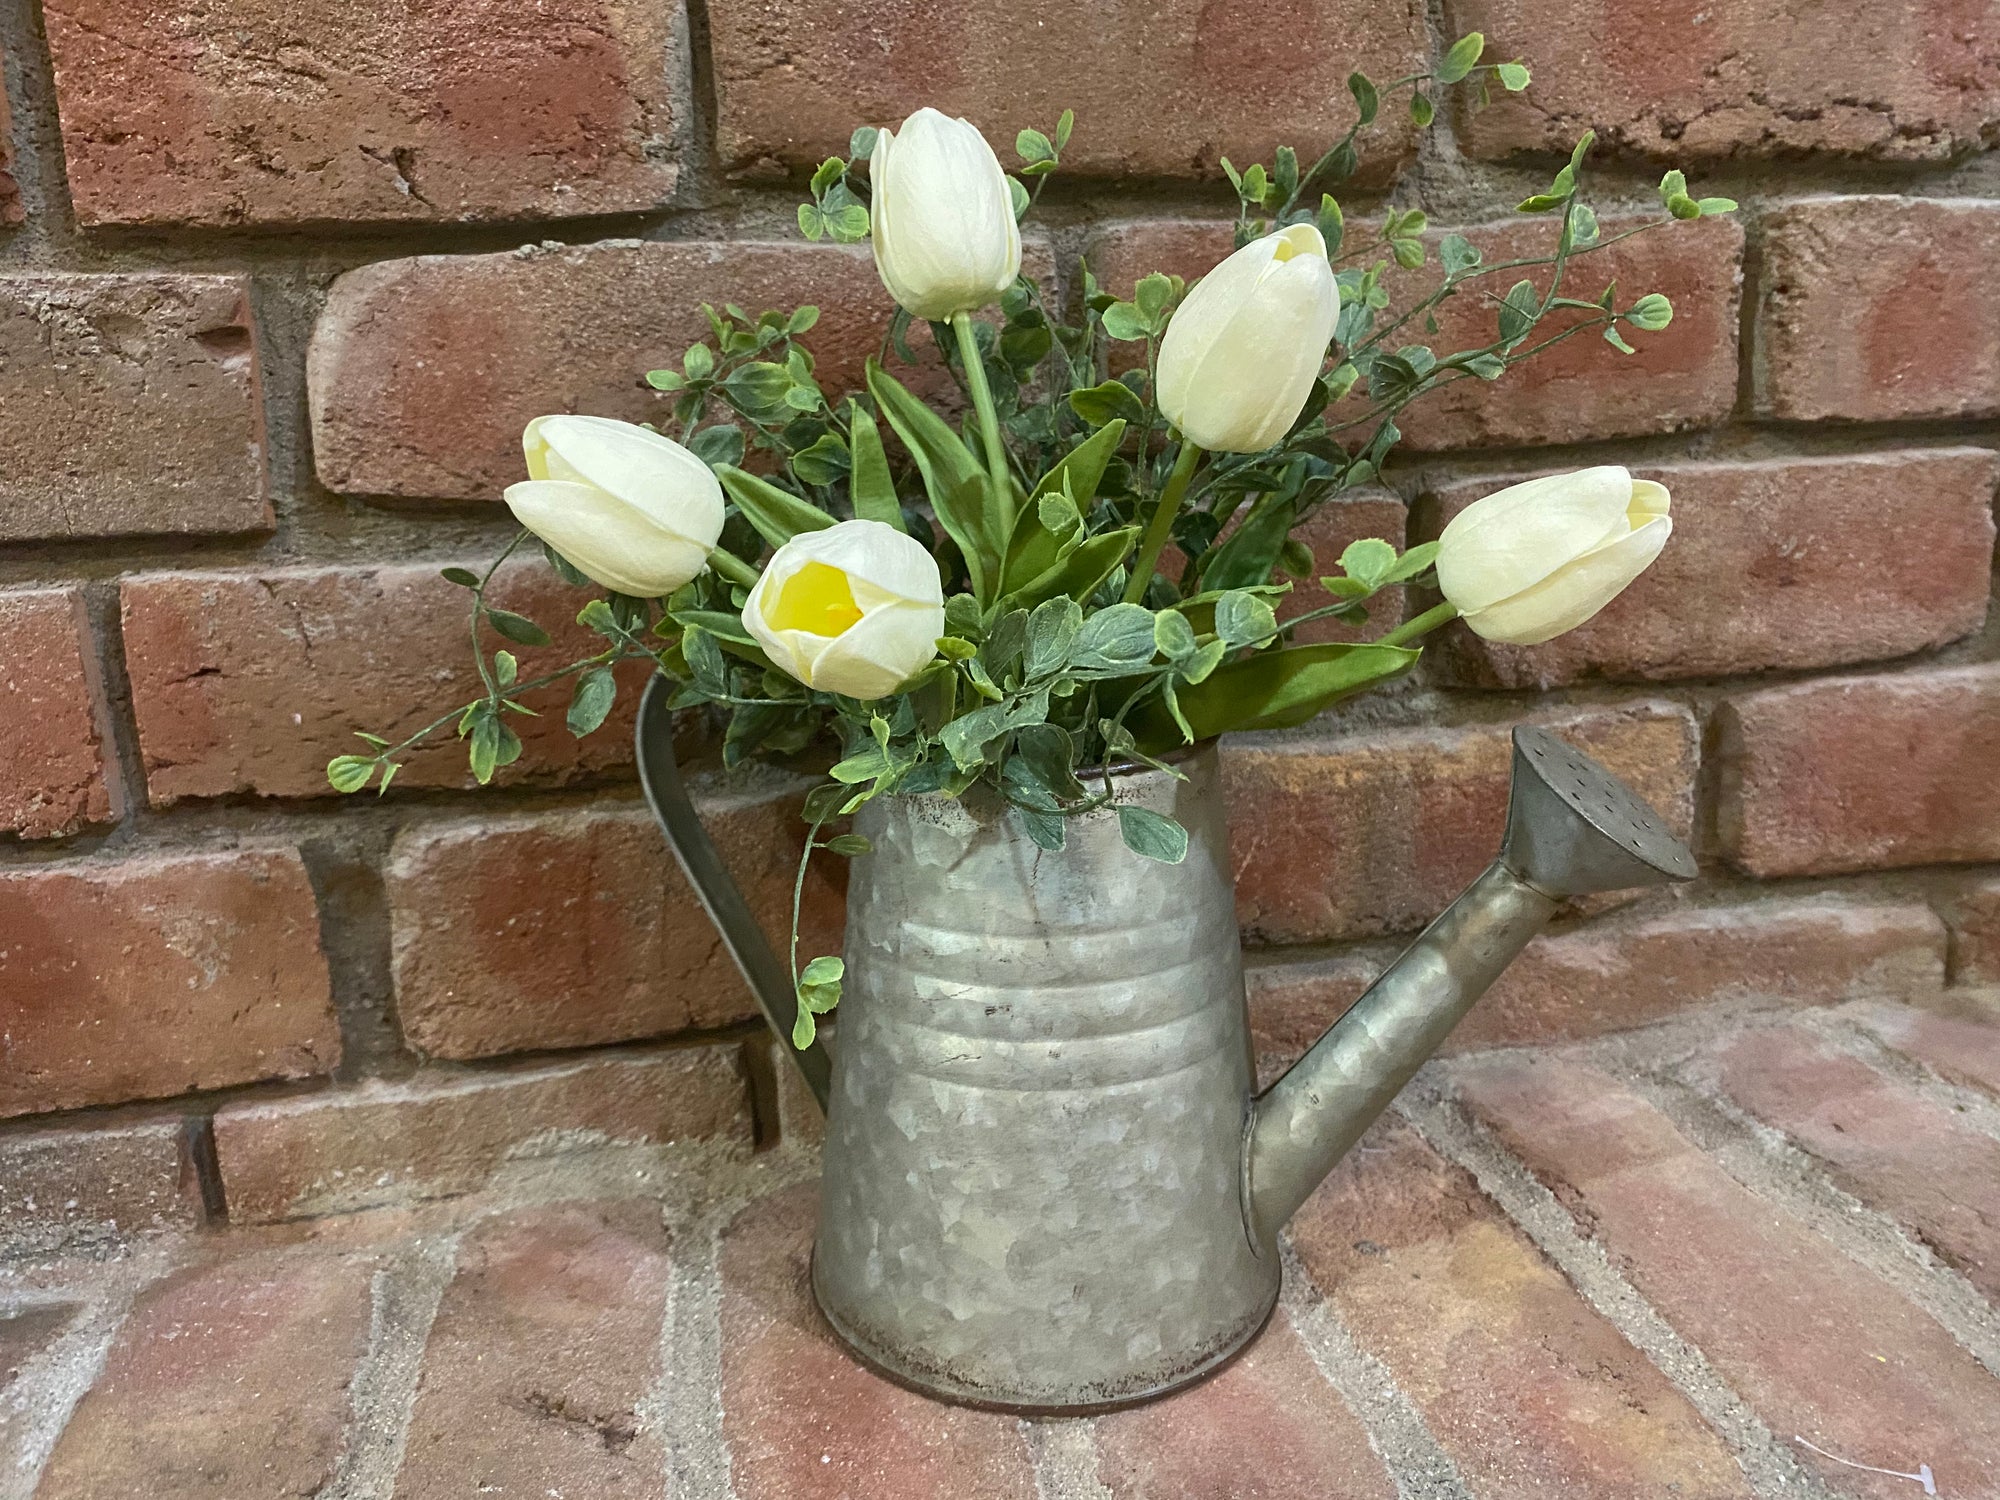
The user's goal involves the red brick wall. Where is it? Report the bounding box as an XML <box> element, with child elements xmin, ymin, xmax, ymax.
<box><xmin>1</xmin><ymin>0</ymin><xmax>1996</xmax><ymax>1243</ymax></box>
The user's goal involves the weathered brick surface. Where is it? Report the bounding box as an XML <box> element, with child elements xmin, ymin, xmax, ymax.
<box><xmin>1849</xmin><ymin>997</ymin><xmax>2000</xmax><ymax>1097</ymax></box>
<box><xmin>1224</xmin><ymin>702</ymin><xmax>1697</xmax><ymax>944</ymax></box>
<box><xmin>0</xmin><ymin>1304</ymin><xmax>73</xmax><ymax>1384</ymax></box>
<box><xmin>44</xmin><ymin>0</ymin><xmax>679</xmax><ymax>227</ymax></box>
<box><xmin>212</xmin><ymin>1046</ymin><xmax>751</xmax><ymax>1222</ymax></box>
<box><xmin>0</xmin><ymin>849</ymin><xmax>337</xmax><ymax>1119</ymax></box>
<box><xmin>1758</xmin><ymin>197</ymin><xmax>2000</xmax><ymax>421</ymax></box>
<box><xmin>1275</xmin><ymin>494</ymin><xmax>1410</xmax><ymax>646</ymax></box>
<box><xmin>0</xmin><ymin>589</ymin><xmax>115</xmax><ymax>838</ymax></box>
<box><xmin>1448</xmin><ymin>0</ymin><xmax>2000</xmax><ymax>163</ymax></box>
<box><xmin>1951</xmin><ymin>878</ymin><xmax>2000</xmax><ymax>985</ymax></box>
<box><xmin>1094</xmin><ymin>1309</ymin><xmax>1394</xmax><ymax>1500</ymax></box>
<box><xmin>1425</xmin><ymin>450</ymin><xmax>1998</xmax><ymax>689</ymax></box>
<box><xmin>120</xmin><ymin>559</ymin><xmax>652</xmax><ymax>804</ymax></box>
<box><xmin>32</xmin><ymin>1247</ymin><xmax>377</xmax><ymax>1500</ymax></box>
<box><xmin>0</xmin><ymin>274</ymin><xmax>267</xmax><ymax>541</ymax></box>
<box><xmin>1707</xmin><ymin>1023</ymin><xmax>2000</xmax><ymax>1296</ymax></box>
<box><xmin>708</xmin><ymin>0</ymin><xmax>1424</xmax><ymax>183</ymax></box>
<box><xmin>0</xmin><ymin>1119</ymin><xmax>200</xmax><ymax>1256</ymax></box>
<box><xmin>1455</xmin><ymin>1054</ymin><xmax>2000</xmax><ymax>1497</ymax></box>
<box><xmin>311</xmin><ymin>240</ymin><xmax>987</xmax><ymax>501</ymax></box>
<box><xmin>1249</xmin><ymin>896</ymin><xmax>1945</xmax><ymax>1067</ymax></box>
<box><xmin>717</xmin><ymin>1183</ymin><xmax>1040</xmax><ymax>1500</ymax></box>
<box><xmin>392</xmin><ymin>1202</ymin><xmax>671</xmax><ymax>1497</ymax></box>
<box><xmin>1089</xmin><ymin>214</ymin><xmax>1741</xmax><ymax>450</ymax></box>
<box><xmin>1293</xmin><ymin>1119</ymin><xmax>1750</xmax><ymax>1497</ymax></box>
<box><xmin>389</xmin><ymin>793</ymin><xmax>843</xmax><ymax>1061</ymax></box>
<box><xmin>1717</xmin><ymin>664</ymin><xmax>2000</xmax><ymax>876</ymax></box>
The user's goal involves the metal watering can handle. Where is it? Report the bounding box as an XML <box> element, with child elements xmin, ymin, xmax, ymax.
<box><xmin>634</xmin><ymin>673</ymin><xmax>832</xmax><ymax>1114</ymax></box>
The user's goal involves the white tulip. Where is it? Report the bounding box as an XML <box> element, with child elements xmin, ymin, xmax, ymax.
<box><xmin>502</xmin><ymin>416</ymin><xmax>725</xmax><ymax>597</ymax></box>
<box><xmin>1156</xmin><ymin>224</ymin><xmax>1341</xmax><ymax>453</ymax></box>
<box><xmin>1437</xmin><ymin>466</ymin><xmax>1672</xmax><ymax>645</ymax></box>
<box><xmin>869</xmin><ymin>108</ymin><xmax>1022</xmax><ymax>320</ymax></box>
<box><xmin>743</xmin><ymin>520</ymin><xmax>946</xmax><ymax>699</ymax></box>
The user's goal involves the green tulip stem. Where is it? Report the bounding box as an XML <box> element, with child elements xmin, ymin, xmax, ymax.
<box><xmin>1374</xmin><ymin>599</ymin><xmax>1460</xmax><ymax>649</ymax></box>
<box><xmin>707</xmin><ymin>547</ymin><xmax>762</xmax><ymax>589</ymax></box>
<box><xmin>1122</xmin><ymin>438</ymin><xmax>1204</xmax><ymax>605</ymax></box>
<box><xmin>951</xmin><ymin>312</ymin><xmax>1015</xmax><ymax>534</ymax></box>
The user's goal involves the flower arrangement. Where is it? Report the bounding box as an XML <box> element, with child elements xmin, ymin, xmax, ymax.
<box><xmin>330</xmin><ymin>36</ymin><xmax>1731</xmax><ymax>1045</ymax></box>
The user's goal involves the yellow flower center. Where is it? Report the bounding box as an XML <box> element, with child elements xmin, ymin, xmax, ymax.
<box><xmin>1271</xmin><ymin>236</ymin><xmax>1304</xmax><ymax>263</ymax></box>
<box><xmin>768</xmin><ymin>560</ymin><xmax>865</xmax><ymax>637</ymax></box>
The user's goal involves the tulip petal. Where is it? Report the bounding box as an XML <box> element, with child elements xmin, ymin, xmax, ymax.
<box><xmin>1157</xmin><ymin>225</ymin><xmax>1338</xmax><ymax>453</ymax></box>
<box><xmin>529</xmin><ymin>415</ymin><xmax>726</xmax><ymax>548</ymax></box>
<box><xmin>869</xmin><ymin>108</ymin><xmax>1020</xmax><ymax>320</ymax></box>
<box><xmin>808</xmin><ymin>599</ymin><xmax>948</xmax><ymax>698</ymax></box>
<box><xmin>1436</xmin><ymin>467</ymin><xmax>1635</xmax><ymax>613</ymax></box>
<box><xmin>502</xmin><ymin>480</ymin><xmax>712</xmax><ymax>597</ymax></box>
<box><xmin>1460</xmin><ymin>515</ymin><xmax>1671</xmax><ymax>645</ymax></box>
<box><xmin>763</xmin><ymin>519</ymin><xmax>945</xmax><ymax>605</ymax></box>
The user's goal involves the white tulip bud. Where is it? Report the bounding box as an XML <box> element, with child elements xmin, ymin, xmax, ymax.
<box><xmin>503</xmin><ymin>416</ymin><xmax>725</xmax><ymax>597</ymax></box>
<box><xmin>869</xmin><ymin>108</ymin><xmax>1023</xmax><ymax>321</ymax></box>
<box><xmin>1156</xmin><ymin>224</ymin><xmax>1341</xmax><ymax>453</ymax></box>
<box><xmin>743</xmin><ymin>520</ymin><xmax>946</xmax><ymax>699</ymax></box>
<box><xmin>1436</xmin><ymin>466</ymin><xmax>1672</xmax><ymax>645</ymax></box>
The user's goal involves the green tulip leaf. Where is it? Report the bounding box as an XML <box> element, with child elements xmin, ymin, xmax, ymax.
<box><xmin>867</xmin><ymin>358</ymin><xmax>1003</xmax><ymax>604</ymax></box>
<box><xmin>845</xmin><ymin>402</ymin><xmax>907</xmax><ymax>532</ymax></box>
<box><xmin>715</xmin><ymin>464</ymin><xmax>836</xmax><ymax>549</ymax></box>
<box><xmin>1128</xmin><ymin>641</ymin><xmax>1419</xmax><ymax>751</ymax></box>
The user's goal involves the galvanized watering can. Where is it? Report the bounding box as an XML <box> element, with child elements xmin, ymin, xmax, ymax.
<box><xmin>636</xmin><ymin>679</ymin><xmax>1695</xmax><ymax>1411</ymax></box>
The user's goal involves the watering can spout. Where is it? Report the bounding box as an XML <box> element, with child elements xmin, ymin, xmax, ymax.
<box><xmin>1242</xmin><ymin>726</ymin><xmax>1697</xmax><ymax>1248</ymax></box>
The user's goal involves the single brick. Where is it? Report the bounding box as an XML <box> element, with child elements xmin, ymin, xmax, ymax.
<box><xmin>1951</xmin><ymin>878</ymin><xmax>2000</xmax><ymax>985</ymax></box>
<box><xmin>1708</xmin><ymin>1022</ymin><xmax>2000</xmax><ymax>1297</ymax></box>
<box><xmin>32</xmin><ymin>1246</ymin><xmax>377</xmax><ymax>1500</ymax></box>
<box><xmin>1717</xmin><ymin>664</ymin><xmax>2000</xmax><ymax>876</ymax></box>
<box><xmin>1758</xmin><ymin>197</ymin><xmax>2000</xmax><ymax>421</ymax></box>
<box><xmin>392</xmin><ymin>1202</ymin><xmax>671</xmax><ymax>1497</ymax></box>
<box><xmin>310</xmin><ymin>239</ymin><xmax>1054</xmax><ymax>501</ymax></box>
<box><xmin>708</xmin><ymin>0</ymin><xmax>1424</xmax><ymax>184</ymax></box>
<box><xmin>1448</xmin><ymin>0</ymin><xmax>2000</xmax><ymax>163</ymax></box>
<box><xmin>1293</xmin><ymin>1118</ymin><xmax>1751</xmax><ymax>1497</ymax></box>
<box><xmin>0</xmin><ymin>1119</ymin><xmax>200</xmax><ymax>1257</ymax></box>
<box><xmin>212</xmin><ymin>1046</ymin><xmax>751</xmax><ymax>1223</ymax></box>
<box><xmin>388</xmin><ymin>793</ymin><xmax>844</xmax><ymax>1061</ymax></box>
<box><xmin>1847</xmin><ymin>997</ymin><xmax>2000</xmax><ymax>1098</ymax></box>
<box><xmin>0</xmin><ymin>275</ymin><xmax>267</xmax><ymax>541</ymax></box>
<box><xmin>1455</xmin><ymin>1054</ymin><xmax>2000</xmax><ymax>1496</ymax></box>
<box><xmin>0</xmin><ymin>48</ymin><xmax>20</xmax><ymax>225</ymax></box>
<box><xmin>44</xmin><ymin>0</ymin><xmax>679</xmax><ymax>227</ymax></box>
<box><xmin>1088</xmin><ymin>214</ymin><xmax>1742</xmax><ymax>450</ymax></box>
<box><xmin>1424</xmin><ymin>450</ymin><xmax>1997</xmax><ymax>688</ymax></box>
<box><xmin>1249</xmin><ymin>896</ymin><xmax>1946</xmax><ymax>1068</ymax></box>
<box><xmin>1224</xmin><ymin>702</ymin><xmax>1697</xmax><ymax>944</ymax></box>
<box><xmin>1094</xmin><ymin>1309</ymin><xmax>1394</xmax><ymax>1500</ymax></box>
<box><xmin>717</xmin><ymin>1183</ymin><xmax>1039</xmax><ymax>1500</ymax></box>
<box><xmin>0</xmin><ymin>849</ymin><xmax>337</xmax><ymax>1119</ymax></box>
<box><xmin>0</xmin><ymin>589</ymin><xmax>115</xmax><ymax>838</ymax></box>
<box><xmin>120</xmin><ymin>559</ymin><xmax>652</xmax><ymax>804</ymax></box>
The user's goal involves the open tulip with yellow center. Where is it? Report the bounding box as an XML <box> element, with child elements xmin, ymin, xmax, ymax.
<box><xmin>503</xmin><ymin>416</ymin><xmax>725</xmax><ymax>597</ymax></box>
<box><xmin>743</xmin><ymin>520</ymin><xmax>947</xmax><ymax>699</ymax></box>
<box><xmin>1156</xmin><ymin>223</ymin><xmax>1341</xmax><ymax>454</ymax></box>
<box><xmin>869</xmin><ymin>108</ymin><xmax>1022</xmax><ymax>322</ymax></box>
<box><xmin>1435</xmin><ymin>466</ymin><xmax>1671</xmax><ymax>645</ymax></box>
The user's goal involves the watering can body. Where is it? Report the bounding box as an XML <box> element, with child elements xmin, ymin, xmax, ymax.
<box><xmin>636</xmin><ymin>680</ymin><xmax>1695</xmax><ymax>1411</ymax></box>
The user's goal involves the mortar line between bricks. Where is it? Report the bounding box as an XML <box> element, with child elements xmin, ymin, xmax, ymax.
<box><xmin>1618</xmin><ymin>1061</ymin><xmax>2000</xmax><ymax>1381</ymax></box>
<box><xmin>0</xmin><ymin>1286</ymin><xmax>135</xmax><ymax>1500</ymax></box>
<box><xmin>1275</xmin><ymin>1241</ymin><xmax>1470</xmax><ymax>1500</ymax></box>
<box><xmin>650</xmin><ymin>1204</ymin><xmax>734</xmax><ymax>1500</ymax></box>
<box><xmin>1024</xmin><ymin>1417</ymin><xmax>1114</xmax><ymax>1500</ymax></box>
<box><xmin>320</xmin><ymin>1230</ymin><xmax>459</xmax><ymax>1500</ymax></box>
<box><xmin>1395</xmin><ymin>1082</ymin><xmax>1843</xmax><ymax>1500</ymax></box>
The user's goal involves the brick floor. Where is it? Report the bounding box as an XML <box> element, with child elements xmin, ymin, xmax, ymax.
<box><xmin>4</xmin><ymin>1003</ymin><xmax>1997</xmax><ymax>1498</ymax></box>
